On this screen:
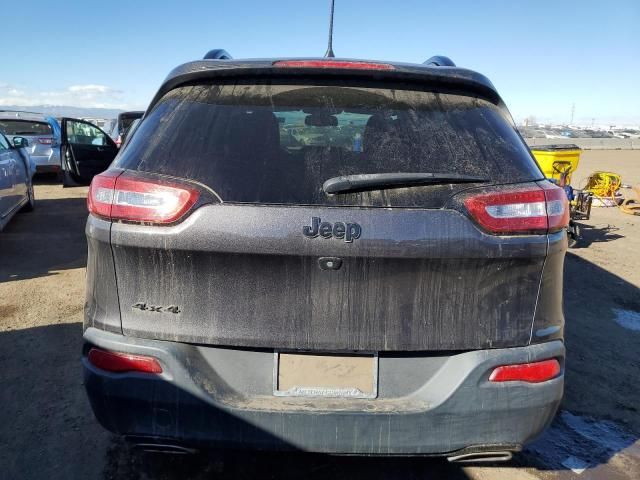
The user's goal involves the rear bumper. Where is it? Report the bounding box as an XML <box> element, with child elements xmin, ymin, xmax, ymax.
<box><xmin>82</xmin><ymin>327</ymin><xmax>564</xmax><ymax>455</ymax></box>
<box><xmin>34</xmin><ymin>164</ymin><xmax>60</xmax><ymax>173</ymax></box>
<box><xmin>32</xmin><ymin>151</ymin><xmax>60</xmax><ymax>171</ymax></box>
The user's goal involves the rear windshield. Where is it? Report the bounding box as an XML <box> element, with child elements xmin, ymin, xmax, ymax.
<box><xmin>117</xmin><ymin>82</ymin><xmax>542</xmax><ymax>206</ymax></box>
<box><xmin>0</xmin><ymin>120</ymin><xmax>52</xmax><ymax>136</ymax></box>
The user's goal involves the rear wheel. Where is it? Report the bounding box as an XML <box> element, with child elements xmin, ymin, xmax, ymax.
<box><xmin>21</xmin><ymin>181</ymin><xmax>35</xmax><ymax>212</ymax></box>
<box><xmin>567</xmin><ymin>221</ymin><xmax>580</xmax><ymax>248</ymax></box>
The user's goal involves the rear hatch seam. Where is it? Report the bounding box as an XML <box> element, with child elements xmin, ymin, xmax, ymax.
<box><xmin>528</xmin><ymin>233</ymin><xmax>550</xmax><ymax>344</ymax></box>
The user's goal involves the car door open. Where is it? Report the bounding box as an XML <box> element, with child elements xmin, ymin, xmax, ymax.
<box><xmin>61</xmin><ymin>118</ymin><xmax>118</xmax><ymax>185</ymax></box>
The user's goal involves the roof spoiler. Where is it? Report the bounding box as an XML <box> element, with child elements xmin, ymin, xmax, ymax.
<box><xmin>423</xmin><ymin>56</ymin><xmax>456</xmax><ymax>67</ymax></box>
<box><xmin>203</xmin><ymin>49</ymin><xmax>233</xmax><ymax>60</ymax></box>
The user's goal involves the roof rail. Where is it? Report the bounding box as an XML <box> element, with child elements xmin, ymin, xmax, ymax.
<box><xmin>423</xmin><ymin>56</ymin><xmax>456</xmax><ymax>67</ymax></box>
<box><xmin>203</xmin><ymin>49</ymin><xmax>232</xmax><ymax>60</ymax></box>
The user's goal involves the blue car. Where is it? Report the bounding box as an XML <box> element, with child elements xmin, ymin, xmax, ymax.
<box><xmin>0</xmin><ymin>111</ymin><xmax>61</xmax><ymax>175</ymax></box>
<box><xmin>0</xmin><ymin>131</ymin><xmax>35</xmax><ymax>230</ymax></box>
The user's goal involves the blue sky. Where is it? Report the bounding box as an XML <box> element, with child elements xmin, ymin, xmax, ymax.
<box><xmin>1</xmin><ymin>0</ymin><xmax>638</xmax><ymax>125</ymax></box>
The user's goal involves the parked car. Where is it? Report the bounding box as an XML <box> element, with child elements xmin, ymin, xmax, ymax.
<box><xmin>77</xmin><ymin>53</ymin><xmax>568</xmax><ymax>461</ymax></box>
<box><xmin>109</xmin><ymin>111</ymin><xmax>144</xmax><ymax>148</ymax></box>
<box><xmin>120</xmin><ymin>117</ymin><xmax>141</xmax><ymax>148</ymax></box>
<box><xmin>0</xmin><ymin>111</ymin><xmax>61</xmax><ymax>174</ymax></box>
<box><xmin>59</xmin><ymin>118</ymin><xmax>119</xmax><ymax>187</ymax></box>
<box><xmin>0</xmin><ymin>131</ymin><xmax>35</xmax><ymax>230</ymax></box>
<box><xmin>101</xmin><ymin>119</ymin><xmax>116</xmax><ymax>137</ymax></box>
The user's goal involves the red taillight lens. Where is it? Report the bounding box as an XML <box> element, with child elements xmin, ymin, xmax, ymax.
<box><xmin>115</xmin><ymin>135</ymin><xmax>122</xmax><ymax>147</ymax></box>
<box><xmin>87</xmin><ymin>170</ymin><xmax>119</xmax><ymax>219</ymax></box>
<box><xmin>88</xmin><ymin>171</ymin><xmax>200</xmax><ymax>224</ymax></box>
<box><xmin>489</xmin><ymin>358</ymin><xmax>561</xmax><ymax>383</ymax></box>
<box><xmin>38</xmin><ymin>137</ymin><xmax>53</xmax><ymax>145</ymax></box>
<box><xmin>540</xmin><ymin>182</ymin><xmax>571</xmax><ymax>233</ymax></box>
<box><xmin>464</xmin><ymin>183</ymin><xmax>568</xmax><ymax>235</ymax></box>
<box><xmin>87</xmin><ymin>348</ymin><xmax>163</xmax><ymax>374</ymax></box>
<box><xmin>273</xmin><ymin>60</ymin><xmax>395</xmax><ymax>71</ymax></box>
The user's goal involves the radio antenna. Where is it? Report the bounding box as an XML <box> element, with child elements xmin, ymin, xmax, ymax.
<box><xmin>324</xmin><ymin>0</ymin><xmax>336</xmax><ymax>58</ymax></box>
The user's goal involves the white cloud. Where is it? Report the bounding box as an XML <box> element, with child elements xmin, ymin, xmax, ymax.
<box><xmin>0</xmin><ymin>83</ymin><xmax>130</xmax><ymax>109</ymax></box>
<box><xmin>68</xmin><ymin>84</ymin><xmax>121</xmax><ymax>95</ymax></box>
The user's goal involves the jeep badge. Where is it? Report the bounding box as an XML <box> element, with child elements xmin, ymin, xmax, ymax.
<box><xmin>303</xmin><ymin>217</ymin><xmax>362</xmax><ymax>243</ymax></box>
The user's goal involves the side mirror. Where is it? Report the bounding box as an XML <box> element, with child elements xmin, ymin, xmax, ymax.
<box><xmin>13</xmin><ymin>136</ymin><xmax>29</xmax><ymax>148</ymax></box>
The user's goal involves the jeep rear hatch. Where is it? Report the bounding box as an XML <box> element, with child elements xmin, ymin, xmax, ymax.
<box><xmin>106</xmin><ymin>79</ymin><xmax>555</xmax><ymax>351</ymax></box>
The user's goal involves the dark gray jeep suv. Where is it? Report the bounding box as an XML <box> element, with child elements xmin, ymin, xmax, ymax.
<box><xmin>79</xmin><ymin>54</ymin><xmax>568</xmax><ymax>461</ymax></box>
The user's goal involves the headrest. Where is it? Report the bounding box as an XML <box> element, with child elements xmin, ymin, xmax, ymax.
<box><xmin>225</xmin><ymin>109</ymin><xmax>280</xmax><ymax>157</ymax></box>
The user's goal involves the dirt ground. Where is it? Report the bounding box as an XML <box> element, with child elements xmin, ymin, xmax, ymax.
<box><xmin>1</xmin><ymin>150</ymin><xmax>639</xmax><ymax>479</ymax></box>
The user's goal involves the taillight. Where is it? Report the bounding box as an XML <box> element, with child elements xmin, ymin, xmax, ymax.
<box><xmin>463</xmin><ymin>183</ymin><xmax>569</xmax><ymax>235</ymax></box>
<box><xmin>115</xmin><ymin>135</ymin><xmax>122</xmax><ymax>147</ymax></box>
<box><xmin>88</xmin><ymin>347</ymin><xmax>163</xmax><ymax>374</ymax></box>
<box><xmin>38</xmin><ymin>137</ymin><xmax>53</xmax><ymax>145</ymax></box>
<box><xmin>87</xmin><ymin>170</ymin><xmax>118</xmax><ymax>219</ymax></box>
<box><xmin>88</xmin><ymin>171</ymin><xmax>200</xmax><ymax>224</ymax></box>
<box><xmin>489</xmin><ymin>358</ymin><xmax>561</xmax><ymax>383</ymax></box>
<box><xmin>540</xmin><ymin>182</ymin><xmax>571</xmax><ymax>233</ymax></box>
<box><xmin>273</xmin><ymin>60</ymin><xmax>395</xmax><ymax>71</ymax></box>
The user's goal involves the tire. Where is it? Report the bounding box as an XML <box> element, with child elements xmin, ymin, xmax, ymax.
<box><xmin>567</xmin><ymin>222</ymin><xmax>580</xmax><ymax>248</ymax></box>
<box><xmin>21</xmin><ymin>181</ymin><xmax>35</xmax><ymax>212</ymax></box>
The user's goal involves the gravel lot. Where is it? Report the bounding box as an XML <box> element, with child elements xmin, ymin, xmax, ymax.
<box><xmin>1</xmin><ymin>150</ymin><xmax>639</xmax><ymax>479</ymax></box>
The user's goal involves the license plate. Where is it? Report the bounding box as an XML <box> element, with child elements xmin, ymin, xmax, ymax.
<box><xmin>273</xmin><ymin>352</ymin><xmax>378</xmax><ymax>398</ymax></box>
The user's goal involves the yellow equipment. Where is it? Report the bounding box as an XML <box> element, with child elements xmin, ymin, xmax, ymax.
<box><xmin>530</xmin><ymin>143</ymin><xmax>592</xmax><ymax>246</ymax></box>
<box><xmin>620</xmin><ymin>185</ymin><xmax>640</xmax><ymax>216</ymax></box>
<box><xmin>583</xmin><ymin>171</ymin><xmax>622</xmax><ymax>202</ymax></box>
<box><xmin>530</xmin><ymin>144</ymin><xmax>581</xmax><ymax>185</ymax></box>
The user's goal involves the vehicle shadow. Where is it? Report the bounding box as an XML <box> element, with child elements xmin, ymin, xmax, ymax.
<box><xmin>0</xmin><ymin>194</ymin><xmax>88</xmax><ymax>283</ymax></box>
<box><xmin>0</xmin><ymin>322</ymin><xmax>109</xmax><ymax>479</ymax></box>
<box><xmin>33</xmin><ymin>172</ymin><xmax>61</xmax><ymax>185</ymax></box>
<box><xmin>106</xmin><ymin>442</ymin><xmax>475</xmax><ymax>480</ymax></box>
<box><xmin>519</xmin><ymin>252</ymin><xmax>640</xmax><ymax>474</ymax></box>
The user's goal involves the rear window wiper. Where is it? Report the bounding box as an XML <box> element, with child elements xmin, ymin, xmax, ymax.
<box><xmin>323</xmin><ymin>173</ymin><xmax>490</xmax><ymax>194</ymax></box>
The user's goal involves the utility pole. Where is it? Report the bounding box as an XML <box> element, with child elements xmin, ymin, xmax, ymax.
<box><xmin>570</xmin><ymin>103</ymin><xmax>575</xmax><ymax>125</ymax></box>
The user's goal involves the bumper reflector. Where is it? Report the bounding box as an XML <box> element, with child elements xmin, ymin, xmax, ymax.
<box><xmin>88</xmin><ymin>348</ymin><xmax>163</xmax><ymax>374</ymax></box>
<box><xmin>489</xmin><ymin>358</ymin><xmax>561</xmax><ymax>383</ymax></box>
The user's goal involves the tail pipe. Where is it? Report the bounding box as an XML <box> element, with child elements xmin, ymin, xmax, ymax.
<box><xmin>125</xmin><ymin>436</ymin><xmax>198</xmax><ymax>455</ymax></box>
<box><xmin>447</xmin><ymin>445</ymin><xmax>519</xmax><ymax>463</ymax></box>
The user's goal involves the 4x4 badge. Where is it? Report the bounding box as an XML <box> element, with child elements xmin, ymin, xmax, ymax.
<box><xmin>303</xmin><ymin>217</ymin><xmax>361</xmax><ymax>243</ymax></box>
<box><xmin>132</xmin><ymin>302</ymin><xmax>181</xmax><ymax>314</ymax></box>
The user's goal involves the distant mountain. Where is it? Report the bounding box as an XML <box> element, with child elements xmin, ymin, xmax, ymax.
<box><xmin>0</xmin><ymin>105</ymin><xmax>126</xmax><ymax>119</ymax></box>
